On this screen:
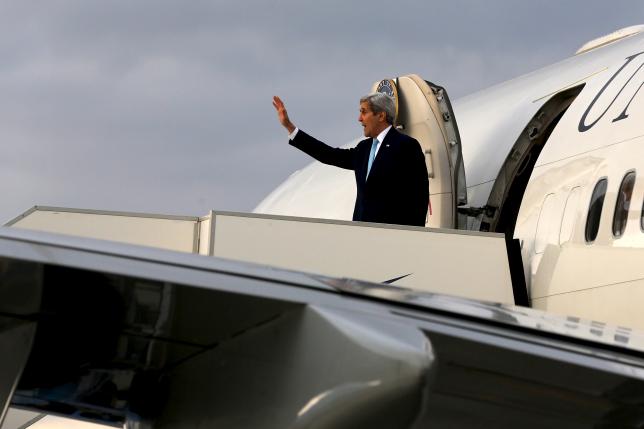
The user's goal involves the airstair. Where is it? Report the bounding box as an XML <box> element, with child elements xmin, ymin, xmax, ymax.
<box><xmin>6</xmin><ymin>206</ymin><xmax>526</xmax><ymax>306</ymax></box>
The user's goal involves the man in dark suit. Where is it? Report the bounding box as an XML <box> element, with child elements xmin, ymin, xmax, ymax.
<box><xmin>272</xmin><ymin>93</ymin><xmax>429</xmax><ymax>227</ymax></box>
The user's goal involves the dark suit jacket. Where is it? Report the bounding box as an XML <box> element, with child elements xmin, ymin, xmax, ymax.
<box><xmin>290</xmin><ymin>128</ymin><xmax>429</xmax><ymax>226</ymax></box>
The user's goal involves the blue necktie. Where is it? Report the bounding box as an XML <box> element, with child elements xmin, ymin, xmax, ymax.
<box><xmin>367</xmin><ymin>138</ymin><xmax>378</xmax><ymax>178</ymax></box>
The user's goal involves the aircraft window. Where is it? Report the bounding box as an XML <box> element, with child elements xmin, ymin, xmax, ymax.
<box><xmin>585</xmin><ymin>178</ymin><xmax>608</xmax><ymax>243</ymax></box>
<box><xmin>642</xmin><ymin>194</ymin><xmax>644</xmax><ymax>232</ymax></box>
<box><xmin>613</xmin><ymin>171</ymin><xmax>636</xmax><ymax>238</ymax></box>
<box><xmin>534</xmin><ymin>193</ymin><xmax>559</xmax><ymax>254</ymax></box>
<box><xmin>559</xmin><ymin>187</ymin><xmax>581</xmax><ymax>244</ymax></box>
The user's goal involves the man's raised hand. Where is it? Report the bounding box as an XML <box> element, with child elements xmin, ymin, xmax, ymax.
<box><xmin>273</xmin><ymin>96</ymin><xmax>296</xmax><ymax>134</ymax></box>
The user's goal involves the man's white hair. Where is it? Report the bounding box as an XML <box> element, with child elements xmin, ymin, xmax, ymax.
<box><xmin>360</xmin><ymin>92</ymin><xmax>395</xmax><ymax>124</ymax></box>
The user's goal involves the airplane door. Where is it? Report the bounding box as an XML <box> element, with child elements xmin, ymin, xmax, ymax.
<box><xmin>373</xmin><ymin>75</ymin><xmax>467</xmax><ymax>228</ymax></box>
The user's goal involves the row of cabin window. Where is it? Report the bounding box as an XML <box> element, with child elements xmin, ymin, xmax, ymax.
<box><xmin>585</xmin><ymin>171</ymin><xmax>637</xmax><ymax>243</ymax></box>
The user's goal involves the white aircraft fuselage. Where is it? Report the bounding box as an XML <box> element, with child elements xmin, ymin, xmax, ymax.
<box><xmin>256</xmin><ymin>26</ymin><xmax>644</xmax><ymax>329</ymax></box>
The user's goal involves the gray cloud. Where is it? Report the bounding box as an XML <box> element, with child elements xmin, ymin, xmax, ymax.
<box><xmin>0</xmin><ymin>0</ymin><xmax>640</xmax><ymax>222</ymax></box>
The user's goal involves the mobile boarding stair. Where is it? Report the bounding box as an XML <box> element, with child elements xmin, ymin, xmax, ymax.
<box><xmin>5</xmin><ymin>206</ymin><xmax>527</xmax><ymax>307</ymax></box>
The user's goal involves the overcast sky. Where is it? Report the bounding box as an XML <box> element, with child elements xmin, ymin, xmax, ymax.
<box><xmin>0</xmin><ymin>1</ymin><xmax>641</xmax><ymax>223</ymax></box>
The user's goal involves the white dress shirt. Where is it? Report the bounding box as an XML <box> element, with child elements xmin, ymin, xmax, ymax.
<box><xmin>288</xmin><ymin>127</ymin><xmax>300</xmax><ymax>140</ymax></box>
<box><xmin>373</xmin><ymin>125</ymin><xmax>392</xmax><ymax>157</ymax></box>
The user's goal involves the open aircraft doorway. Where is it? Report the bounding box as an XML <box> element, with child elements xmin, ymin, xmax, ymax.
<box><xmin>373</xmin><ymin>75</ymin><xmax>467</xmax><ymax>229</ymax></box>
<box><xmin>478</xmin><ymin>84</ymin><xmax>586</xmax><ymax>236</ymax></box>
